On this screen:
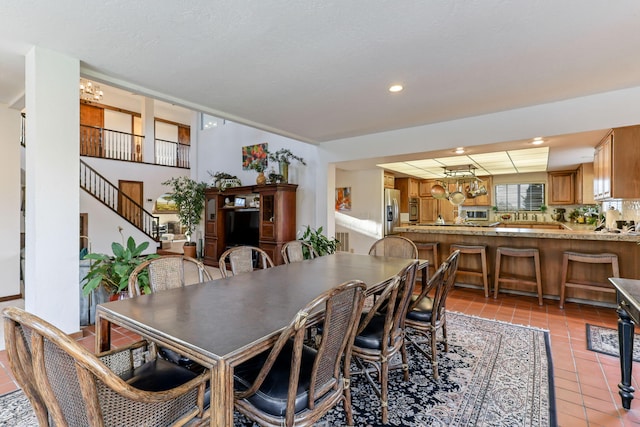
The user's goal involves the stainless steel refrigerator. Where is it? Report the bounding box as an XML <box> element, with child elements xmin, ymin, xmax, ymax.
<box><xmin>384</xmin><ymin>188</ymin><xmax>401</xmax><ymax>235</ymax></box>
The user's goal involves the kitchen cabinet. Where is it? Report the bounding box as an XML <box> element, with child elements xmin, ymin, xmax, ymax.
<box><xmin>593</xmin><ymin>126</ymin><xmax>640</xmax><ymax>201</ymax></box>
<box><xmin>419</xmin><ymin>197</ymin><xmax>438</xmax><ymax>222</ymax></box>
<box><xmin>575</xmin><ymin>163</ymin><xmax>595</xmax><ymax>205</ymax></box>
<box><xmin>383</xmin><ymin>172</ymin><xmax>395</xmax><ymax>189</ymax></box>
<box><xmin>203</xmin><ymin>183</ymin><xmax>297</xmax><ymax>266</ymax></box>
<box><xmin>395</xmin><ymin>178</ymin><xmax>420</xmax><ymax>212</ymax></box>
<box><xmin>548</xmin><ymin>171</ymin><xmax>575</xmax><ymax>205</ymax></box>
<box><xmin>463</xmin><ymin>176</ymin><xmax>492</xmax><ymax>206</ymax></box>
<box><xmin>419</xmin><ymin>180</ymin><xmax>435</xmax><ymax>197</ymax></box>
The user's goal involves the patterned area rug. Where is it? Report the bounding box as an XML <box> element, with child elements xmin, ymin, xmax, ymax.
<box><xmin>1</xmin><ymin>312</ymin><xmax>555</xmax><ymax>427</ymax></box>
<box><xmin>586</xmin><ymin>323</ymin><xmax>640</xmax><ymax>362</ymax></box>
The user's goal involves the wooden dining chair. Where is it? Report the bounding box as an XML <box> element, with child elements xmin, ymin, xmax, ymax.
<box><xmin>350</xmin><ymin>259</ymin><xmax>419</xmax><ymax>424</ymax></box>
<box><xmin>405</xmin><ymin>250</ymin><xmax>460</xmax><ymax>380</ymax></box>
<box><xmin>368</xmin><ymin>235</ymin><xmax>418</xmax><ymax>259</ymax></box>
<box><xmin>218</xmin><ymin>245</ymin><xmax>274</xmax><ymax>278</ymax></box>
<box><xmin>233</xmin><ymin>279</ymin><xmax>367</xmax><ymax>427</ymax></box>
<box><xmin>3</xmin><ymin>306</ymin><xmax>210</xmax><ymax>427</ymax></box>
<box><xmin>128</xmin><ymin>255</ymin><xmax>212</xmax><ymax>372</ymax></box>
<box><xmin>127</xmin><ymin>254</ymin><xmax>213</xmax><ymax>297</ymax></box>
<box><xmin>281</xmin><ymin>240</ymin><xmax>318</xmax><ymax>264</ymax></box>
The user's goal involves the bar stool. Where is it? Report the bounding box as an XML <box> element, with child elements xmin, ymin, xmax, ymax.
<box><xmin>449</xmin><ymin>244</ymin><xmax>489</xmax><ymax>297</ymax></box>
<box><xmin>415</xmin><ymin>242</ymin><xmax>439</xmax><ymax>283</ymax></box>
<box><xmin>559</xmin><ymin>251</ymin><xmax>619</xmax><ymax>309</ymax></box>
<box><xmin>494</xmin><ymin>247</ymin><xmax>543</xmax><ymax>305</ymax></box>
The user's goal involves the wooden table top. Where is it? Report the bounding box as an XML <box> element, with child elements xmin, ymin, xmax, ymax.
<box><xmin>97</xmin><ymin>253</ymin><xmax>415</xmax><ymax>362</ymax></box>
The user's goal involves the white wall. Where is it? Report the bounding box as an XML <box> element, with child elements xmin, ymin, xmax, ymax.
<box><xmin>196</xmin><ymin>119</ymin><xmax>317</xmax><ymax>237</ymax></box>
<box><xmin>0</xmin><ymin>105</ymin><xmax>22</xmax><ymax>298</ymax></box>
<box><xmin>335</xmin><ymin>168</ymin><xmax>384</xmax><ymax>254</ymax></box>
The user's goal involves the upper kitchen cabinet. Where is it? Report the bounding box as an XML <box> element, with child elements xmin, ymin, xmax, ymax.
<box><xmin>395</xmin><ymin>178</ymin><xmax>420</xmax><ymax>212</ymax></box>
<box><xmin>548</xmin><ymin>170</ymin><xmax>575</xmax><ymax>205</ymax></box>
<box><xmin>594</xmin><ymin>126</ymin><xmax>640</xmax><ymax>201</ymax></box>
<box><xmin>464</xmin><ymin>176</ymin><xmax>492</xmax><ymax>206</ymax></box>
<box><xmin>419</xmin><ymin>179</ymin><xmax>434</xmax><ymax>197</ymax></box>
<box><xmin>383</xmin><ymin>172</ymin><xmax>395</xmax><ymax>189</ymax></box>
<box><xmin>575</xmin><ymin>163</ymin><xmax>595</xmax><ymax>205</ymax></box>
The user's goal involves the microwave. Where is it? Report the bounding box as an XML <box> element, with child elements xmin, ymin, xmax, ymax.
<box><xmin>460</xmin><ymin>208</ymin><xmax>490</xmax><ymax>221</ymax></box>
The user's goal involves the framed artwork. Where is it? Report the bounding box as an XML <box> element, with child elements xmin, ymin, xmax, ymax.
<box><xmin>335</xmin><ymin>187</ymin><xmax>352</xmax><ymax>211</ymax></box>
<box><xmin>242</xmin><ymin>143</ymin><xmax>269</xmax><ymax>170</ymax></box>
<box><xmin>153</xmin><ymin>193</ymin><xmax>178</xmax><ymax>213</ymax></box>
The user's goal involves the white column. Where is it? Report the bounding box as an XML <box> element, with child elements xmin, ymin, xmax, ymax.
<box><xmin>142</xmin><ymin>97</ymin><xmax>155</xmax><ymax>163</ymax></box>
<box><xmin>25</xmin><ymin>47</ymin><xmax>80</xmax><ymax>333</ymax></box>
<box><xmin>0</xmin><ymin>106</ymin><xmax>21</xmax><ymax>298</ymax></box>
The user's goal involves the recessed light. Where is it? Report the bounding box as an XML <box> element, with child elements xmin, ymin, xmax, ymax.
<box><xmin>388</xmin><ymin>84</ymin><xmax>404</xmax><ymax>93</ymax></box>
<box><xmin>454</xmin><ymin>147</ymin><xmax>465</xmax><ymax>154</ymax></box>
<box><xmin>532</xmin><ymin>137</ymin><xmax>544</xmax><ymax>145</ymax></box>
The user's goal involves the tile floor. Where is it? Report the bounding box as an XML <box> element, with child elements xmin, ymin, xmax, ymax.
<box><xmin>1</xmin><ymin>286</ymin><xmax>640</xmax><ymax>426</ymax></box>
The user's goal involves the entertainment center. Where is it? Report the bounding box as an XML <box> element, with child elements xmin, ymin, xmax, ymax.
<box><xmin>203</xmin><ymin>183</ymin><xmax>297</xmax><ymax>266</ymax></box>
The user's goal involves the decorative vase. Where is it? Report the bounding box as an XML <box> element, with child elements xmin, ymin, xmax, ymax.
<box><xmin>183</xmin><ymin>243</ymin><xmax>197</xmax><ymax>258</ymax></box>
<box><xmin>279</xmin><ymin>162</ymin><xmax>289</xmax><ymax>183</ymax></box>
<box><xmin>256</xmin><ymin>171</ymin><xmax>267</xmax><ymax>185</ymax></box>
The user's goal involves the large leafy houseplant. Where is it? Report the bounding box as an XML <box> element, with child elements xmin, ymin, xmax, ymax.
<box><xmin>82</xmin><ymin>237</ymin><xmax>159</xmax><ymax>296</ymax></box>
<box><xmin>162</xmin><ymin>176</ymin><xmax>208</xmax><ymax>245</ymax></box>
<box><xmin>299</xmin><ymin>225</ymin><xmax>339</xmax><ymax>257</ymax></box>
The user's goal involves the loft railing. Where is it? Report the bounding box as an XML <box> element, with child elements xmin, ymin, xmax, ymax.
<box><xmin>80</xmin><ymin>124</ymin><xmax>144</xmax><ymax>162</ymax></box>
<box><xmin>155</xmin><ymin>138</ymin><xmax>190</xmax><ymax>168</ymax></box>
<box><xmin>80</xmin><ymin>160</ymin><xmax>160</xmax><ymax>241</ymax></box>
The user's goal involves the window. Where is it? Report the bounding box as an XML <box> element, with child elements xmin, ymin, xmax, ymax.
<box><xmin>494</xmin><ymin>183</ymin><xmax>545</xmax><ymax>211</ymax></box>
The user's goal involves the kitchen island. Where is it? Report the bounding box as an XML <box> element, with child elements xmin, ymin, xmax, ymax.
<box><xmin>396</xmin><ymin>223</ymin><xmax>640</xmax><ymax>305</ymax></box>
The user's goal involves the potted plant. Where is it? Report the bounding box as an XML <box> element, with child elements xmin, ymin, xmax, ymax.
<box><xmin>299</xmin><ymin>225</ymin><xmax>339</xmax><ymax>257</ymax></box>
<box><xmin>248</xmin><ymin>160</ymin><xmax>267</xmax><ymax>185</ymax></box>
<box><xmin>267</xmin><ymin>148</ymin><xmax>306</xmax><ymax>183</ymax></box>
<box><xmin>82</xmin><ymin>236</ymin><xmax>159</xmax><ymax>298</ymax></box>
<box><xmin>208</xmin><ymin>170</ymin><xmax>241</xmax><ymax>191</ymax></box>
<box><xmin>162</xmin><ymin>176</ymin><xmax>208</xmax><ymax>257</ymax></box>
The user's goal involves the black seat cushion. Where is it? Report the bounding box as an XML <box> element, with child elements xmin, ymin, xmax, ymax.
<box><xmin>234</xmin><ymin>340</ymin><xmax>318</xmax><ymax>417</ymax></box>
<box><xmin>158</xmin><ymin>346</ymin><xmax>206</xmax><ymax>374</ymax></box>
<box><xmin>119</xmin><ymin>357</ymin><xmax>199</xmax><ymax>392</ymax></box>
<box><xmin>406</xmin><ymin>295</ymin><xmax>434</xmax><ymax>323</ymax></box>
<box><xmin>353</xmin><ymin>313</ymin><xmax>386</xmax><ymax>350</ymax></box>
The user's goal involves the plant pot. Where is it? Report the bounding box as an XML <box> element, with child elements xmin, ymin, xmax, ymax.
<box><xmin>109</xmin><ymin>291</ymin><xmax>129</xmax><ymax>302</ymax></box>
<box><xmin>279</xmin><ymin>162</ymin><xmax>289</xmax><ymax>183</ymax></box>
<box><xmin>183</xmin><ymin>243</ymin><xmax>197</xmax><ymax>258</ymax></box>
<box><xmin>256</xmin><ymin>171</ymin><xmax>266</xmax><ymax>185</ymax></box>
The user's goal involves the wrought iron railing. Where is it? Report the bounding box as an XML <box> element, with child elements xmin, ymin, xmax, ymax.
<box><xmin>155</xmin><ymin>138</ymin><xmax>190</xmax><ymax>168</ymax></box>
<box><xmin>80</xmin><ymin>160</ymin><xmax>159</xmax><ymax>241</ymax></box>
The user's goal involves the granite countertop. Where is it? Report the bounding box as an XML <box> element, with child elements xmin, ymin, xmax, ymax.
<box><xmin>395</xmin><ymin>223</ymin><xmax>640</xmax><ymax>242</ymax></box>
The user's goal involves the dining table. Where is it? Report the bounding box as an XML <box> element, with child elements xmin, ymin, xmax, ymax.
<box><xmin>95</xmin><ymin>252</ymin><xmax>427</xmax><ymax>427</ymax></box>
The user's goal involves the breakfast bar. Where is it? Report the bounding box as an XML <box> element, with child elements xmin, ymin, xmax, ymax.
<box><xmin>396</xmin><ymin>224</ymin><xmax>640</xmax><ymax>305</ymax></box>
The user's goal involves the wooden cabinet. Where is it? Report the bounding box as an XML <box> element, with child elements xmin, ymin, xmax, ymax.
<box><xmin>203</xmin><ymin>184</ymin><xmax>297</xmax><ymax>266</ymax></box>
<box><xmin>575</xmin><ymin>163</ymin><xmax>595</xmax><ymax>205</ymax></box>
<box><xmin>383</xmin><ymin>172</ymin><xmax>395</xmax><ymax>189</ymax></box>
<box><xmin>395</xmin><ymin>178</ymin><xmax>420</xmax><ymax>212</ymax></box>
<box><xmin>548</xmin><ymin>171</ymin><xmax>575</xmax><ymax>205</ymax></box>
<box><xmin>419</xmin><ymin>197</ymin><xmax>438</xmax><ymax>223</ymax></box>
<box><xmin>419</xmin><ymin>180</ymin><xmax>434</xmax><ymax>197</ymax></box>
<box><xmin>593</xmin><ymin>126</ymin><xmax>640</xmax><ymax>201</ymax></box>
<box><xmin>463</xmin><ymin>176</ymin><xmax>492</xmax><ymax>206</ymax></box>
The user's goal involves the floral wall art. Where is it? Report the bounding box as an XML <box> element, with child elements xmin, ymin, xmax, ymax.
<box><xmin>242</xmin><ymin>143</ymin><xmax>268</xmax><ymax>170</ymax></box>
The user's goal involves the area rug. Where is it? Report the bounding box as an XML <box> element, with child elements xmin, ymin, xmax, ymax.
<box><xmin>586</xmin><ymin>323</ymin><xmax>640</xmax><ymax>362</ymax></box>
<box><xmin>1</xmin><ymin>312</ymin><xmax>556</xmax><ymax>427</ymax></box>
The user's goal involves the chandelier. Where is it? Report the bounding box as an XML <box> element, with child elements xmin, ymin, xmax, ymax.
<box><xmin>79</xmin><ymin>79</ymin><xmax>103</xmax><ymax>102</ymax></box>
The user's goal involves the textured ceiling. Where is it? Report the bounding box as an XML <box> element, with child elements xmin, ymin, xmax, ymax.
<box><xmin>1</xmin><ymin>1</ymin><xmax>639</xmax><ymax>153</ymax></box>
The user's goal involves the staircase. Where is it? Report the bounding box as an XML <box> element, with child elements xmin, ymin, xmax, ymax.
<box><xmin>80</xmin><ymin>160</ymin><xmax>160</xmax><ymax>241</ymax></box>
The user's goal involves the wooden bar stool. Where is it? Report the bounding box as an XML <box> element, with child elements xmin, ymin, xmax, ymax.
<box><xmin>450</xmin><ymin>244</ymin><xmax>489</xmax><ymax>297</ymax></box>
<box><xmin>494</xmin><ymin>247</ymin><xmax>543</xmax><ymax>305</ymax></box>
<box><xmin>415</xmin><ymin>242</ymin><xmax>439</xmax><ymax>282</ymax></box>
<box><xmin>559</xmin><ymin>251</ymin><xmax>620</xmax><ymax>309</ymax></box>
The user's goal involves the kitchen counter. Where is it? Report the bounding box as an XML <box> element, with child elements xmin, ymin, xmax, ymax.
<box><xmin>394</xmin><ymin>224</ymin><xmax>639</xmax><ymax>242</ymax></box>
<box><xmin>397</xmin><ymin>224</ymin><xmax>640</xmax><ymax>306</ymax></box>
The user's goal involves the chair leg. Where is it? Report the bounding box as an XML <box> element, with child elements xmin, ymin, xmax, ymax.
<box><xmin>381</xmin><ymin>358</ymin><xmax>389</xmax><ymax>424</ymax></box>
<box><xmin>344</xmin><ymin>376</ymin><xmax>354</xmax><ymax>426</ymax></box>
<box><xmin>481</xmin><ymin>249</ymin><xmax>489</xmax><ymax>298</ymax></box>
<box><xmin>431</xmin><ymin>328</ymin><xmax>439</xmax><ymax>380</ymax></box>
<box><xmin>534</xmin><ymin>252</ymin><xmax>543</xmax><ymax>306</ymax></box>
<box><xmin>559</xmin><ymin>253</ymin><xmax>569</xmax><ymax>309</ymax></box>
<box><xmin>442</xmin><ymin>321</ymin><xmax>449</xmax><ymax>352</ymax></box>
<box><xmin>494</xmin><ymin>250</ymin><xmax>502</xmax><ymax>299</ymax></box>
<box><xmin>401</xmin><ymin>342</ymin><xmax>410</xmax><ymax>382</ymax></box>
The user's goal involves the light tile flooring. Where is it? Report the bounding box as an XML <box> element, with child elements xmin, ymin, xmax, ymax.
<box><xmin>1</xmin><ymin>282</ymin><xmax>640</xmax><ymax>426</ymax></box>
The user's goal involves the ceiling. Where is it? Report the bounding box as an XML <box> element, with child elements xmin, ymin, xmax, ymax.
<box><xmin>1</xmin><ymin>1</ymin><xmax>639</xmax><ymax>171</ymax></box>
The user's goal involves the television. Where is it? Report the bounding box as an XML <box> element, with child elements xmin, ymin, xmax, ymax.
<box><xmin>225</xmin><ymin>210</ymin><xmax>259</xmax><ymax>247</ymax></box>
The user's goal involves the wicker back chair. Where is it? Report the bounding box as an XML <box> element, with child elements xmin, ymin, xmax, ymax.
<box><xmin>234</xmin><ymin>280</ymin><xmax>367</xmax><ymax>427</ymax></box>
<box><xmin>351</xmin><ymin>259</ymin><xmax>419</xmax><ymax>424</ymax></box>
<box><xmin>406</xmin><ymin>249</ymin><xmax>460</xmax><ymax>379</ymax></box>
<box><xmin>128</xmin><ymin>255</ymin><xmax>213</xmax><ymax>297</ymax></box>
<box><xmin>281</xmin><ymin>240</ymin><xmax>318</xmax><ymax>264</ymax></box>
<box><xmin>368</xmin><ymin>235</ymin><xmax>418</xmax><ymax>259</ymax></box>
<box><xmin>2</xmin><ymin>306</ymin><xmax>209</xmax><ymax>427</ymax></box>
<box><xmin>218</xmin><ymin>245</ymin><xmax>274</xmax><ymax>278</ymax></box>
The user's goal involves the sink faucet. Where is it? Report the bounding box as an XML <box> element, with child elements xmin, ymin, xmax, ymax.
<box><xmin>523</xmin><ymin>212</ymin><xmax>528</xmax><ymax>220</ymax></box>
<box><xmin>532</xmin><ymin>213</ymin><xmax>537</xmax><ymax>221</ymax></box>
